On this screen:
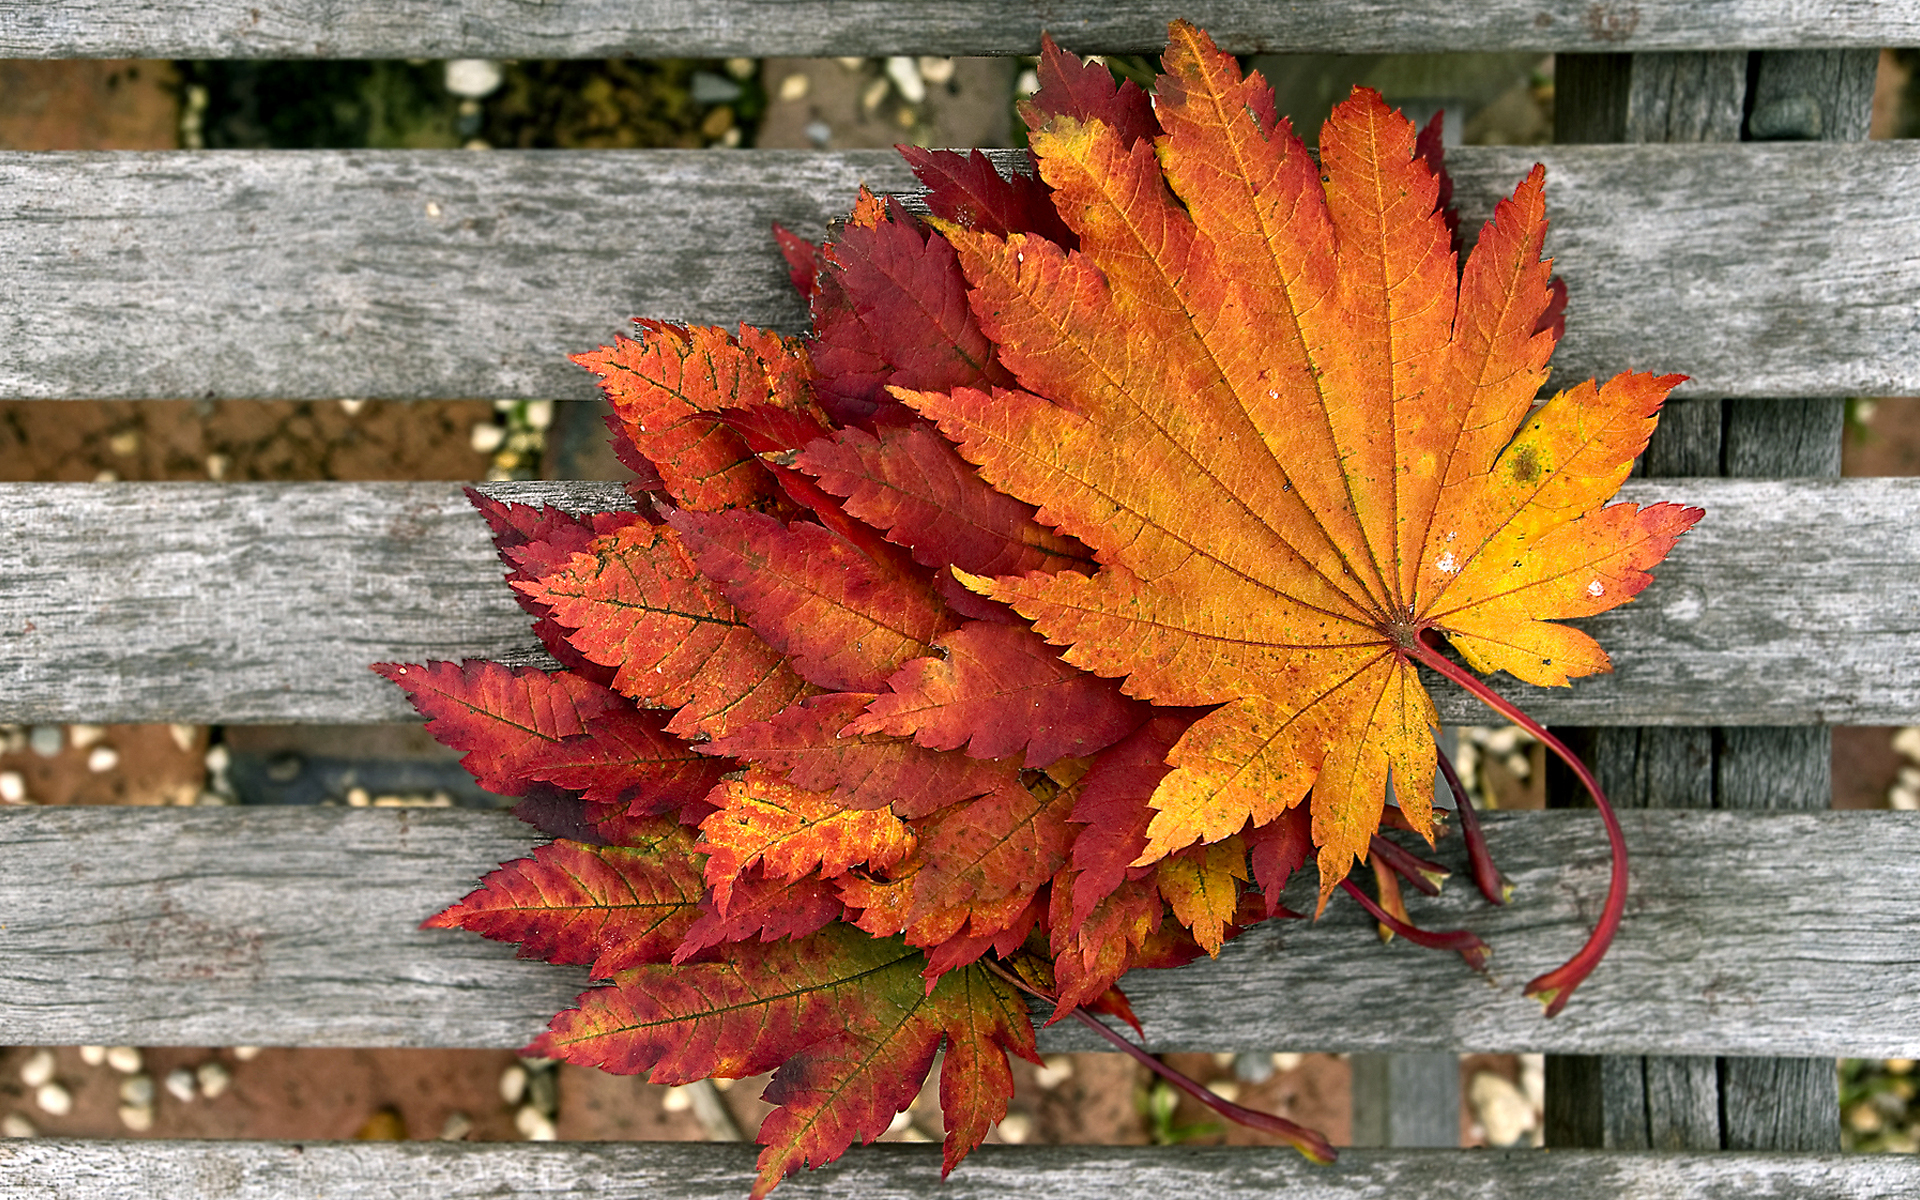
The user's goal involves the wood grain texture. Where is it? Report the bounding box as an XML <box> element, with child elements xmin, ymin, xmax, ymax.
<box><xmin>1</xmin><ymin>805</ymin><xmax>1916</xmax><ymax>1056</ymax></box>
<box><xmin>1</xmin><ymin>2</ymin><xmax>1913</xmax><ymax>58</ymax></box>
<box><xmin>1</xmin><ymin>1141</ymin><xmax>1917</xmax><ymax>1200</ymax></box>
<box><xmin>2</xmin><ymin>144</ymin><xmax>1920</xmax><ymax>400</ymax></box>
<box><xmin>2</xmin><ymin>477</ymin><xmax>1915</xmax><ymax>725</ymax></box>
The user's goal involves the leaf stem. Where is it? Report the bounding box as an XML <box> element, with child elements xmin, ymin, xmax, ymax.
<box><xmin>1368</xmin><ymin>833</ymin><xmax>1449</xmax><ymax>896</ymax></box>
<box><xmin>1435</xmin><ymin>741</ymin><xmax>1513</xmax><ymax>905</ymax></box>
<box><xmin>984</xmin><ymin>962</ymin><xmax>1337</xmax><ymax>1163</ymax></box>
<box><xmin>1337</xmin><ymin>879</ymin><xmax>1490</xmax><ymax>971</ymax></box>
<box><xmin>1410</xmin><ymin>630</ymin><xmax>1626</xmax><ymax>1017</ymax></box>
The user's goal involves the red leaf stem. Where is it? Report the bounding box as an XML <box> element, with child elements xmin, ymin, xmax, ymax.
<box><xmin>1412</xmin><ymin>631</ymin><xmax>1627</xmax><ymax>1016</ymax></box>
<box><xmin>1435</xmin><ymin>739</ymin><xmax>1513</xmax><ymax>905</ymax></box>
<box><xmin>1367</xmin><ymin>834</ymin><xmax>1449</xmax><ymax>896</ymax></box>
<box><xmin>1336</xmin><ymin>879</ymin><xmax>1490</xmax><ymax>971</ymax></box>
<box><xmin>983</xmin><ymin>962</ymin><xmax>1336</xmax><ymax>1163</ymax></box>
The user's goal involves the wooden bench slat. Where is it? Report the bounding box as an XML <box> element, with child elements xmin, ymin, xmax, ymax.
<box><xmin>4</xmin><ymin>1141</ymin><xmax>1915</xmax><ymax>1198</ymax></box>
<box><xmin>2</xmin><ymin>805</ymin><xmax>1914</xmax><ymax>1057</ymax></box>
<box><xmin>2</xmin><ymin>1</ymin><xmax>1911</xmax><ymax>58</ymax></box>
<box><xmin>0</xmin><ymin>477</ymin><xmax>1913</xmax><ymax>726</ymax></box>
<box><xmin>1</xmin><ymin>143</ymin><xmax>1917</xmax><ymax>401</ymax></box>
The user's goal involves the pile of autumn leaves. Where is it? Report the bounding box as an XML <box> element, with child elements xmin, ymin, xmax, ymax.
<box><xmin>383</xmin><ymin>23</ymin><xmax>1695</xmax><ymax>1196</ymax></box>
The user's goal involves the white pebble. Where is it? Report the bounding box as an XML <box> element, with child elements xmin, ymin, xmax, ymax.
<box><xmin>445</xmin><ymin>58</ymin><xmax>503</xmax><ymax>99</ymax></box>
<box><xmin>1469</xmin><ymin>1070</ymin><xmax>1536</xmax><ymax>1147</ymax></box>
<box><xmin>661</xmin><ymin>1085</ymin><xmax>692</xmax><ymax>1113</ymax></box>
<box><xmin>469</xmin><ymin>423</ymin><xmax>505</xmax><ymax>453</ymax></box>
<box><xmin>34</xmin><ymin>1083</ymin><xmax>72</xmax><ymax>1116</ymax></box>
<box><xmin>346</xmin><ymin>787</ymin><xmax>371</xmax><ymax>808</ymax></box>
<box><xmin>885</xmin><ymin>56</ymin><xmax>926</xmax><ymax>104</ymax></box>
<box><xmin>106</xmin><ymin>1046</ymin><xmax>143</xmax><ymax>1074</ymax></box>
<box><xmin>79</xmin><ymin>1045</ymin><xmax>107</xmax><ymax>1067</ymax></box>
<box><xmin>524</xmin><ymin>400</ymin><xmax>553</xmax><ymax>430</ymax></box>
<box><xmin>67</xmin><ymin>724</ymin><xmax>105</xmax><ymax>750</ymax></box>
<box><xmin>28</xmin><ymin>726</ymin><xmax>62</xmax><ymax>757</ymax></box>
<box><xmin>338</xmin><ymin>398</ymin><xmax>367</xmax><ymax>416</ymax></box>
<box><xmin>1894</xmin><ymin>726</ymin><xmax>1920</xmax><ymax>762</ymax></box>
<box><xmin>0</xmin><ymin>772</ymin><xmax>24</xmax><ymax>804</ymax></box>
<box><xmin>499</xmin><ymin>1063</ymin><xmax>529</xmax><ymax>1105</ymax></box>
<box><xmin>1032</xmin><ymin>1055</ymin><xmax>1074</xmax><ymax>1090</ymax></box>
<box><xmin>120</xmin><ymin>1074</ymin><xmax>155</xmax><ymax>1107</ymax></box>
<box><xmin>2</xmin><ymin>1113</ymin><xmax>37</xmax><ymax>1138</ymax></box>
<box><xmin>118</xmin><ymin>1104</ymin><xmax>154</xmax><ymax>1132</ymax></box>
<box><xmin>778</xmin><ymin>72</ymin><xmax>810</xmax><ymax>101</ymax></box>
<box><xmin>169</xmin><ymin>725</ymin><xmax>199</xmax><ymax>752</ymax></box>
<box><xmin>440</xmin><ymin>1110</ymin><xmax>474</xmax><ymax>1141</ymax></box>
<box><xmin>196</xmin><ymin>1061</ymin><xmax>232</xmax><ymax>1099</ymax></box>
<box><xmin>18</xmin><ymin>1050</ymin><xmax>55</xmax><ymax>1088</ymax></box>
<box><xmin>514</xmin><ymin>1104</ymin><xmax>556</xmax><ymax>1141</ymax></box>
<box><xmin>205</xmin><ymin>454</ymin><xmax>230</xmax><ymax>481</ymax></box>
<box><xmin>1271</xmin><ymin>1052</ymin><xmax>1305</xmax><ymax>1073</ymax></box>
<box><xmin>86</xmin><ymin>746</ymin><xmax>120</xmax><ymax>773</ymax></box>
<box><xmin>917</xmin><ymin>56</ymin><xmax>956</xmax><ymax>85</ymax></box>
<box><xmin>232</xmin><ymin>1046</ymin><xmax>261</xmax><ymax>1062</ymax></box>
<box><xmin>164</xmin><ymin>1067</ymin><xmax>196</xmax><ymax>1102</ymax></box>
<box><xmin>995</xmin><ymin>1112</ymin><xmax>1033</xmax><ymax>1144</ymax></box>
<box><xmin>1205</xmin><ymin>1079</ymin><xmax>1242</xmax><ymax>1104</ymax></box>
<box><xmin>203</xmin><ymin>745</ymin><xmax>230</xmax><ymax>774</ymax></box>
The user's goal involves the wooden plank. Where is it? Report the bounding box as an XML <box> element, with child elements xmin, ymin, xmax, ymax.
<box><xmin>1</xmin><ymin>805</ymin><xmax>1917</xmax><ymax>1056</ymax></box>
<box><xmin>1</xmin><ymin>477</ymin><xmax>1916</xmax><ymax>726</ymax></box>
<box><xmin>2</xmin><ymin>1</ymin><xmax>1914</xmax><ymax>59</ymax></box>
<box><xmin>2</xmin><ymin>1141</ymin><xmax>1917</xmax><ymax>1199</ymax></box>
<box><xmin>2</xmin><ymin>144</ymin><xmax>1920</xmax><ymax>401</ymax></box>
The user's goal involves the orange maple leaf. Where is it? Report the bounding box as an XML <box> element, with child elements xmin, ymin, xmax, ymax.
<box><xmin>903</xmin><ymin>22</ymin><xmax>1701</xmax><ymax>903</ymax></box>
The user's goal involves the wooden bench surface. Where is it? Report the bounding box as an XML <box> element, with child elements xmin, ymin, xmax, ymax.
<box><xmin>1</xmin><ymin>805</ymin><xmax>1912</xmax><ymax>1057</ymax></box>
<box><xmin>0</xmin><ymin>144</ymin><xmax>1915</xmax><ymax>401</ymax></box>
<box><xmin>4</xmin><ymin>1</ymin><xmax>1914</xmax><ymax>57</ymax></box>
<box><xmin>4</xmin><ymin>1140</ymin><xmax>1916</xmax><ymax>1198</ymax></box>
<box><xmin>0</xmin><ymin>478</ymin><xmax>1912</xmax><ymax>726</ymax></box>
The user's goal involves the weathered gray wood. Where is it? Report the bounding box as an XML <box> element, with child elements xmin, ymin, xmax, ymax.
<box><xmin>4</xmin><ymin>477</ymin><xmax>1917</xmax><ymax>726</ymax></box>
<box><xmin>1749</xmin><ymin>49</ymin><xmax>1880</xmax><ymax>141</ymax></box>
<box><xmin>1</xmin><ymin>1</ymin><xmax>1914</xmax><ymax>59</ymax></box>
<box><xmin>1</xmin><ymin>1141</ymin><xmax>1917</xmax><ymax>1200</ymax></box>
<box><xmin>3</xmin><ymin>144</ymin><xmax>1920</xmax><ymax>401</ymax></box>
<box><xmin>1555</xmin><ymin>52</ymin><xmax>1748</xmax><ymax>145</ymax></box>
<box><xmin>1</xmin><ymin>805</ymin><xmax>1917</xmax><ymax>1056</ymax></box>
<box><xmin>1350</xmin><ymin>1053</ymin><xmax>1460</xmax><ymax>1148</ymax></box>
<box><xmin>1722</xmin><ymin>1058</ymin><xmax>1841</xmax><ymax>1152</ymax></box>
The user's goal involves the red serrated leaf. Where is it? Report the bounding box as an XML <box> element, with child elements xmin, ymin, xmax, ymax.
<box><xmin>932</xmin><ymin>963</ymin><xmax>1038</xmax><ymax>1174</ymax></box>
<box><xmin>699</xmin><ymin>771</ymin><xmax>915</xmax><ymax>913</ymax></box>
<box><xmin>751</xmin><ymin>959</ymin><xmax>1030</xmax><ymax>1196</ymax></box>
<box><xmin>795</xmin><ymin>422</ymin><xmax>1093</xmax><ymax>578</ymax></box>
<box><xmin>573</xmin><ymin>321</ymin><xmax>816</xmax><ymax>513</ymax></box>
<box><xmin>919</xmin><ymin>890</ymin><xmax>1045</xmax><ymax>979</ymax></box>
<box><xmin>850</xmin><ymin>621</ymin><xmax>1146</xmax><ymax>767</ymax></box>
<box><xmin>899</xmin><ymin>771</ymin><xmax>1073</xmax><ymax>923</ymax></box>
<box><xmin>531</xmin><ymin>925</ymin><xmax>922</xmax><ymax>1083</ymax></box>
<box><xmin>520</xmin><ymin>704</ymin><xmax>731</xmax><ymax>818</ymax></box>
<box><xmin>668</xmin><ymin>508</ymin><xmax>955</xmax><ymax>693</ymax></box>
<box><xmin>806</xmin><ymin>199</ymin><xmax>1012</xmax><ymax>426</ymax></box>
<box><xmin>1245</xmin><ymin>803</ymin><xmax>1314</xmax><ymax>918</ymax></box>
<box><xmin>897</xmin><ymin>146</ymin><xmax>1077</xmax><ymax>247</ymax></box>
<box><xmin>772</xmin><ymin>221</ymin><xmax>825</xmax><ymax>302</ymax></box>
<box><xmin>516</xmin><ymin>521</ymin><xmax>814</xmax><ymax>740</ymax></box>
<box><xmin>371</xmin><ymin>660</ymin><xmax>617</xmax><ymax>795</ymax></box>
<box><xmin>674</xmin><ymin>868</ymin><xmax>847</xmax><ymax>963</ymax></box>
<box><xmin>753</xmin><ymin>1023</ymin><xmax>939</xmax><ymax>1198</ymax></box>
<box><xmin>1067</xmin><ymin>712</ymin><xmax>1203</xmax><ymax>929</ymax></box>
<box><xmin>422</xmin><ymin>825</ymin><xmax>703</xmax><ymax>977</ymax></box>
<box><xmin>704</xmin><ymin>692</ymin><xmax>1026</xmax><ymax>819</ymax></box>
<box><xmin>1048</xmin><ymin>875</ymin><xmax>1162</xmax><ymax>1016</ymax></box>
<box><xmin>1021</xmin><ymin>34</ymin><xmax>1159</xmax><ymax>148</ymax></box>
